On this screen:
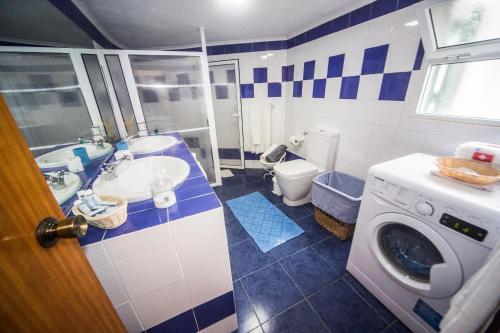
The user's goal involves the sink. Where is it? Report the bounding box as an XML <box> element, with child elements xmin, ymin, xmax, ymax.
<box><xmin>48</xmin><ymin>172</ymin><xmax>82</xmax><ymax>205</ymax></box>
<box><xmin>36</xmin><ymin>143</ymin><xmax>113</xmax><ymax>169</ymax></box>
<box><xmin>92</xmin><ymin>156</ymin><xmax>190</xmax><ymax>203</ymax></box>
<box><xmin>129</xmin><ymin>136</ymin><xmax>177</xmax><ymax>154</ymax></box>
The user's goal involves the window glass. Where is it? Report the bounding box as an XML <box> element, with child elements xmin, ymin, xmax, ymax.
<box><xmin>430</xmin><ymin>0</ymin><xmax>500</xmax><ymax>49</ymax></box>
<box><xmin>417</xmin><ymin>58</ymin><xmax>500</xmax><ymax>122</ymax></box>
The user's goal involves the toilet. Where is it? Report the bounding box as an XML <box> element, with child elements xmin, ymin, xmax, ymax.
<box><xmin>274</xmin><ymin>129</ymin><xmax>338</xmax><ymax>206</ymax></box>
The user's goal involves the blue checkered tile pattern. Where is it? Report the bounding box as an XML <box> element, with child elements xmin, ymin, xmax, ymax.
<box><xmin>239</xmin><ymin>40</ymin><xmax>423</xmax><ymax>101</ymax></box>
<box><xmin>226</xmin><ymin>192</ymin><xmax>304</xmax><ymax>252</ymax></box>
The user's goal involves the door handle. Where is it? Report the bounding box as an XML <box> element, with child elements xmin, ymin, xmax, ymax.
<box><xmin>36</xmin><ymin>215</ymin><xmax>88</xmax><ymax>248</ymax></box>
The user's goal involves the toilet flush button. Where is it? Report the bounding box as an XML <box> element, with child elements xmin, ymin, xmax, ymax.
<box><xmin>415</xmin><ymin>202</ymin><xmax>434</xmax><ymax>216</ymax></box>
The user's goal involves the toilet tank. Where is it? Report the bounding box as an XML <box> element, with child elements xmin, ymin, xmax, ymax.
<box><xmin>306</xmin><ymin>129</ymin><xmax>339</xmax><ymax>170</ymax></box>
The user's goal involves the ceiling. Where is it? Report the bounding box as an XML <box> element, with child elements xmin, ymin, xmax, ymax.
<box><xmin>0</xmin><ymin>0</ymin><xmax>93</xmax><ymax>47</ymax></box>
<box><xmin>72</xmin><ymin>0</ymin><xmax>360</xmax><ymax>49</ymax></box>
<box><xmin>0</xmin><ymin>0</ymin><xmax>363</xmax><ymax>49</ymax></box>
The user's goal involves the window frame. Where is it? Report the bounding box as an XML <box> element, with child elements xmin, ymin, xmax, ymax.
<box><xmin>413</xmin><ymin>0</ymin><xmax>500</xmax><ymax>126</ymax></box>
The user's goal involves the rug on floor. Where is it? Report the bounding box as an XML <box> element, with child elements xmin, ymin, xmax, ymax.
<box><xmin>226</xmin><ymin>192</ymin><xmax>304</xmax><ymax>252</ymax></box>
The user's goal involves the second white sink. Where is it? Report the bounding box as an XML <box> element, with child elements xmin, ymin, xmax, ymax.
<box><xmin>92</xmin><ymin>156</ymin><xmax>190</xmax><ymax>203</ymax></box>
<box><xmin>129</xmin><ymin>136</ymin><xmax>177</xmax><ymax>154</ymax></box>
<box><xmin>48</xmin><ymin>172</ymin><xmax>82</xmax><ymax>204</ymax></box>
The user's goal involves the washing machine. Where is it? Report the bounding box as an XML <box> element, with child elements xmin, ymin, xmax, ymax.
<box><xmin>347</xmin><ymin>153</ymin><xmax>500</xmax><ymax>333</ymax></box>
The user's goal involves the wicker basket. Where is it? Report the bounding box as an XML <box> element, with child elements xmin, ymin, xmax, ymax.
<box><xmin>315</xmin><ymin>207</ymin><xmax>355</xmax><ymax>240</ymax></box>
<box><xmin>435</xmin><ymin>157</ymin><xmax>500</xmax><ymax>185</ymax></box>
<box><xmin>72</xmin><ymin>195</ymin><xmax>128</xmax><ymax>229</ymax></box>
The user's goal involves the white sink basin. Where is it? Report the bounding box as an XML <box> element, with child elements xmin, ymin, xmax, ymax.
<box><xmin>48</xmin><ymin>172</ymin><xmax>82</xmax><ymax>205</ymax></box>
<box><xmin>129</xmin><ymin>136</ymin><xmax>177</xmax><ymax>154</ymax></box>
<box><xmin>92</xmin><ymin>156</ymin><xmax>190</xmax><ymax>203</ymax></box>
<box><xmin>36</xmin><ymin>143</ymin><xmax>113</xmax><ymax>169</ymax></box>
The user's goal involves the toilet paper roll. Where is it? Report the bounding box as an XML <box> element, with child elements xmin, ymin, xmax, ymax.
<box><xmin>289</xmin><ymin>134</ymin><xmax>305</xmax><ymax>146</ymax></box>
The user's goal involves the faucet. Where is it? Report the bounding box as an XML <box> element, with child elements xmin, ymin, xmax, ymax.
<box><xmin>44</xmin><ymin>170</ymin><xmax>67</xmax><ymax>190</ymax></box>
<box><xmin>78</xmin><ymin>136</ymin><xmax>106</xmax><ymax>149</ymax></box>
<box><xmin>125</xmin><ymin>132</ymin><xmax>141</xmax><ymax>145</ymax></box>
<box><xmin>100</xmin><ymin>155</ymin><xmax>131</xmax><ymax>180</ymax></box>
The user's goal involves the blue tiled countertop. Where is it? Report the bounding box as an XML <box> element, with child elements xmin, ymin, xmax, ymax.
<box><xmin>77</xmin><ymin>133</ymin><xmax>221</xmax><ymax>246</ymax></box>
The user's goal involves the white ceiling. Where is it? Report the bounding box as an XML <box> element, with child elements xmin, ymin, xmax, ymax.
<box><xmin>72</xmin><ymin>0</ymin><xmax>361</xmax><ymax>49</ymax></box>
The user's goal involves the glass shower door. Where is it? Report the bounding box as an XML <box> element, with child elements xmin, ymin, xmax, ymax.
<box><xmin>209</xmin><ymin>61</ymin><xmax>244</xmax><ymax>168</ymax></box>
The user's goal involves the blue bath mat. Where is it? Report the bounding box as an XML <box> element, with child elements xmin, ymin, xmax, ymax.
<box><xmin>226</xmin><ymin>192</ymin><xmax>304</xmax><ymax>252</ymax></box>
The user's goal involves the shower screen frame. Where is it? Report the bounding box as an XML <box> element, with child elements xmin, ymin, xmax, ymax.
<box><xmin>0</xmin><ymin>46</ymin><xmax>222</xmax><ymax>186</ymax></box>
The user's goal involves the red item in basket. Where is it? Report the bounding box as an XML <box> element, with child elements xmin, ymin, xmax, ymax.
<box><xmin>472</xmin><ymin>151</ymin><xmax>494</xmax><ymax>163</ymax></box>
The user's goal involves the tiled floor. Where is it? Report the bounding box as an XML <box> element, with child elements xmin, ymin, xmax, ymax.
<box><xmin>214</xmin><ymin>169</ymin><xmax>412</xmax><ymax>333</ymax></box>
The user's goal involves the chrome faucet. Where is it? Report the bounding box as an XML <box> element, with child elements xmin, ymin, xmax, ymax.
<box><xmin>125</xmin><ymin>132</ymin><xmax>141</xmax><ymax>144</ymax></box>
<box><xmin>100</xmin><ymin>155</ymin><xmax>131</xmax><ymax>180</ymax></box>
<box><xmin>44</xmin><ymin>170</ymin><xmax>67</xmax><ymax>189</ymax></box>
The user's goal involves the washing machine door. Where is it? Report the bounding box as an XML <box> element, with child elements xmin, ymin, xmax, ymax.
<box><xmin>367</xmin><ymin>213</ymin><xmax>462</xmax><ymax>299</ymax></box>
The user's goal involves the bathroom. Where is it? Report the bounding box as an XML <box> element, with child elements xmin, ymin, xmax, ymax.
<box><xmin>1</xmin><ymin>0</ymin><xmax>499</xmax><ymax>332</ymax></box>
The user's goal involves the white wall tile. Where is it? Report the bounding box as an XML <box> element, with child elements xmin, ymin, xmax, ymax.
<box><xmin>115</xmin><ymin>302</ymin><xmax>144</xmax><ymax>333</ymax></box>
<box><xmin>325</xmin><ymin>77</ymin><xmax>341</xmax><ymax>99</ymax></box>
<box><xmin>170</xmin><ymin>207</ymin><xmax>224</xmax><ymax>242</ymax></box>
<box><xmin>175</xmin><ymin>227</ymin><xmax>230</xmax><ymax>278</ymax></box>
<box><xmin>132</xmin><ymin>280</ymin><xmax>191</xmax><ymax>330</ymax></box>
<box><xmin>254</xmin><ymin>83</ymin><xmax>267</xmax><ymax>99</ymax></box>
<box><xmin>104</xmin><ymin>223</ymin><xmax>172</xmax><ymax>262</ymax></box>
<box><xmin>424</xmin><ymin>134</ymin><xmax>464</xmax><ymax>156</ymax></box>
<box><xmin>185</xmin><ymin>262</ymin><xmax>232</xmax><ymax>307</ymax></box>
<box><xmin>384</xmin><ymin>38</ymin><xmax>420</xmax><ymax>73</ymax></box>
<box><xmin>467</xmin><ymin>125</ymin><xmax>500</xmax><ymax>144</ymax></box>
<box><xmin>314</xmin><ymin>56</ymin><xmax>329</xmax><ymax>80</ymax></box>
<box><xmin>343</xmin><ymin>50</ymin><xmax>364</xmax><ymax>76</ymax></box>
<box><xmin>369</xmin><ymin>125</ymin><xmax>397</xmax><ymax>151</ymax></box>
<box><xmin>392</xmin><ymin>129</ymin><xmax>427</xmax><ymax>155</ymax></box>
<box><xmin>302</xmin><ymin>80</ymin><xmax>313</xmax><ymax>98</ymax></box>
<box><xmin>371</xmin><ymin>101</ymin><xmax>404</xmax><ymax>127</ymax></box>
<box><xmin>114</xmin><ymin>245</ymin><xmax>183</xmax><ymax>298</ymax></box>
<box><xmin>199</xmin><ymin>314</ymin><xmax>238</xmax><ymax>333</ymax></box>
<box><xmin>94</xmin><ymin>264</ymin><xmax>129</xmax><ymax>306</ymax></box>
<box><xmin>83</xmin><ymin>243</ymin><xmax>111</xmax><ymax>269</ymax></box>
<box><xmin>365</xmin><ymin>148</ymin><xmax>393</xmax><ymax>170</ymax></box>
<box><xmin>357</xmin><ymin>74</ymin><xmax>383</xmax><ymax>100</ymax></box>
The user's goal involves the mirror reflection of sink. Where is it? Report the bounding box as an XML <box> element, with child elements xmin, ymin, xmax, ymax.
<box><xmin>92</xmin><ymin>156</ymin><xmax>190</xmax><ymax>203</ymax></box>
<box><xmin>48</xmin><ymin>172</ymin><xmax>83</xmax><ymax>204</ymax></box>
<box><xmin>36</xmin><ymin>143</ymin><xmax>113</xmax><ymax>168</ymax></box>
<box><xmin>129</xmin><ymin>136</ymin><xmax>177</xmax><ymax>154</ymax></box>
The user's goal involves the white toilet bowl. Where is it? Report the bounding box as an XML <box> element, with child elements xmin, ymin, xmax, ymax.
<box><xmin>274</xmin><ymin>160</ymin><xmax>320</xmax><ymax>206</ymax></box>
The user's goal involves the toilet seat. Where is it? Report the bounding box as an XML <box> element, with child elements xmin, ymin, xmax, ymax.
<box><xmin>274</xmin><ymin>160</ymin><xmax>318</xmax><ymax>179</ymax></box>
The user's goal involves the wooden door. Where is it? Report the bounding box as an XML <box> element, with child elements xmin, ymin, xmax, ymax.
<box><xmin>0</xmin><ymin>96</ymin><xmax>125</xmax><ymax>332</ymax></box>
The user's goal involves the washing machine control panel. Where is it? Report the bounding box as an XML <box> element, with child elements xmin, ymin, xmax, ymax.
<box><xmin>370</xmin><ymin>176</ymin><xmax>495</xmax><ymax>245</ymax></box>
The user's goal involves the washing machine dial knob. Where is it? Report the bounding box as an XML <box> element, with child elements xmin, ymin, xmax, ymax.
<box><xmin>415</xmin><ymin>202</ymin><xmax>434</xmax><ymax>216</ymax></box>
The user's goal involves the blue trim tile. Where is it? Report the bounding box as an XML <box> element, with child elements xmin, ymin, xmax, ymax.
<box><xmin>397</xmin><ymin>0</ymin><xmax>421</xmax><ymax>9</ymax></box>
<box><xmin>293</xmin><ymin>81</ymin><xmax>303</xmax><ymax>97</ymax></box>
<box><xmin>252</xmin><ymin>42</ymin><xmax>267</xmax><ymax>52</ymax></box>
<box><xmin>211</xmin><ymin>45</ymin><xmax>225</xmax><ymax>55</ymax></box>
<box><xmin>262</xmin><ymin>301</ymin><xmax>329</xmax><ymax>333</ymax></box>
<box><xmin>229</xmin><ymin>239</ymin><xmax>276</xmax><ymax>277</ymax></box>
<box><xmin>168</xmin><ymin>193</ymin><xmax>221</xmax><ymax>221</ymax></box>
<box><xmin>177</xmin><ymin>73</ymin><xmax>190</xmax><ymax>85</ymax></box>
<box><xmin>349</xmin><ymin>4</ymin><xmax>371</xmax><ymax>27</ymax></box>
<box><xmin>295</xmin><ymin>33</ymin><xmax>306</xmax><ymax>46</ymax></box>
<box><xmin>103</xmin><ymin>208</ymin><xmax>162</xmax><ymax>239</ymax></box>
<box><xmin>267</xmin><ymin>40</ymin><xmax>283</xmax><ymax>50</ymax></box>
<box><xmin>218</xmin><ymin>148</ymin><xmax>240</xmax><ymax>160</ymax></box>
<box><xmin>241</xmin><ymin>263</ymin><xmax>302</xmax><ymax>322</ymax></box>
<box><xmin>282</xmin><ymin>65</ymin><xmax>294</xmax><ymax>82</ymax></box>
<box><xmin>340</xmin><ymin>76</ymin><xmax>360</xmax><ymax>99</ymax></box>
<box><xmin>127</xmin><ymin>199</ymin><xmax>155</xmax><ymax>214</ymax></box>
<box><xmin>215</xmin><ymin>85</ymin><xmax>229</xmax><ymax>99</ymax></box>
<box><xmin>327</xmin><ymin>54</ymin><xmax>345</xmax><ymax>78</ymax></box>
<box><xmin>309</xmin><ymin>279</ymin><xmax>387</xmax><ymax>333</ymax></box>
<box><xmin>362</xmin><ymin>44</ymin><xmax>389</xmax><ymax>75</ymax></box>
<box><xmin>413</xmin><ymin>39</ymin><xmax>425</xmax><ymax>70</ymax></box>
<box><xmin>268</xmin><ymin>82</ymin><xmax>282</xmax><ymax>97</ymax></box>
<box><xmin>233</xmin><ymin>281</ymin><xmax>260</xmax><ymax>332</ymax></box>
<box><xmin>187</xmin><ymin>164</ymin><xmax>205</xmax><ymax>179</ymax></box>
<box><xmin>175</xmin><ymin>177</ymin><xmax>214</xmax><ymax>202</ymax></box>
<box><xmin>303</xmin><ymin>60</ymin><xmax>315</xmax><ymax>80</ymax></box>
<box><xmin>379</xmin><ymin>72</ymin><xmax>411</xmax><ymax>101</ymax></box>
<box><xmin>313</xmin><ymin>79</ymin><xmax>326</xmax><ymax>98</ymax></box>
<box><xmin>240</xmin><ymin>83</ymin><xmax>254</xmax><ymax>98</ymax></box>
<box><xmin>253</xmin><ymin>67</ymin><xmax>268</xmax><ymax>83</ymax></box>
<box><xmin>238</xmin><ymin>43</ymin><xmax>253</xmax><ymax>53</ymax></box>
<box><xmin>370</xmin><ymin>0</ymin><xmax>397</xmax><ymax>19</ymax></box>
<box><xmin>78</xmin><ymin>225</ymin><xmax>105</xmax><ymax>246</ymax></box>
<box><xmin>149</xmin><ymin>309</ymin><xmax>198</xmax><ymax>333</ymax></box>
<box><xmin>331</xmin><ymin>14</ymin><xmax>350</xmax><ymax>33</ymax></box>
<box><xmin>281</xmin><ymin>247</ymin><xmax>342</xmax><ymax>297</ymax></box>
<box><xmin>224</xmin><ymin>44</ymin><xmax>238</xmax><ymax>54</ymax></box>
<box><xmin>194</xmin><ymin>291</ymin><xmax>235</xmax><ymax>330</ymax></box>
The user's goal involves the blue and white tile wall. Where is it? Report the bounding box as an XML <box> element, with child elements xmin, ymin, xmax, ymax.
<box><xmin>207</xmin><ymin>0</ymin><xmax>500</xmax><ymax>177</ymax></box>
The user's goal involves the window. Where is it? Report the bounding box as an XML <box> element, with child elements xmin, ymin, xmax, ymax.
<box><xmin>415</xmin><ymin>0</ymin><xmax>500</xmax><ymax>124</ymax></box>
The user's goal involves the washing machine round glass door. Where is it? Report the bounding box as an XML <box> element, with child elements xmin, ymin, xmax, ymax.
<box><xmin>367</xmin><ymin>213</ymin><xmax>463</xmax><ymax>299</ymax></box>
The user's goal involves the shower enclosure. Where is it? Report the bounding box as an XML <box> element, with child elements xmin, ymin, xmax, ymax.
<box><xmin>0</xmin><ymin>47</ymin><xmax>221</xmax><ymax>185</ymax></box>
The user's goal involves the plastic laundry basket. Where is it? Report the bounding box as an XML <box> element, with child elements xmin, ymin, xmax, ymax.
<box><xmin>311</xmin><ymin>171</ymin><xmax>365</xmax><ymax>225</ymax></box>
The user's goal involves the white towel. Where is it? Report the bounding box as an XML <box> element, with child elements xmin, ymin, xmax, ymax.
<box><xmin>440</xmin><ymin>239</ymin><xmax>500</xmax><ymax>333</ymax></box>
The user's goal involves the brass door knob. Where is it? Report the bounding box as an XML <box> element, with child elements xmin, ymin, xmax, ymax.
<box><xmin>36</xmin><ymin>215</ymin><xmax>88</xmax><ymax>248</ymax></box>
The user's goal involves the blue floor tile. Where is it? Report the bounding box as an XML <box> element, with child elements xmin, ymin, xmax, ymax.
<box><xmin>241</xmin><ymin>263</ymin><xmax>303</xmax><ymax>322</ymax></box>
<box><xmin>313</xmin><ymin>236</ymin><xmax>352</xmax><ymax>274</ymax></box>
<box><xmin>309</xmin><ymin>279</ymin><xmax>387</xmax><ymax>333</ymax></box>
<box><xmin>231</xmin><ymin>262</ymin><xmax>240</xmax><ymax>281</ymax></box>
<box><xmin>277</xmin><ymin>203</ymin><xmax>313</xmax><ymax>220</ymax></box>
<box><xmin>261</xmin><ymin>300</ymin><xmax>328</xmax><ymax>333</ymax></box>
<box><xmin>225</xmin><ymin>216</ymin><xmax>250</xmax><ymax>246</ymax></box>
<box><xmin>229</xmin><ymin>239</ymin><xmax>276</xmax><ymax>277</ymax></box>
<box><xmin>233</xmin><ymin>281</ymin><xmax>260</xmax><ymax>332</ymax></box>
<box><xmin>269</xmin><ymin>233</ymin><xmax>314</xmax><ymax>259</ymax></box>
<box><xmin>344</xmin><ymin>273</ymin><xmax>395</xmax><ymax>324</ymax></box>
<box><xmin>386</xmin><ymin>320</ymin><xmax>412</xmax><ymax>333</ymax></box>
<box><xmin>248</xmin><ymin>326</ymin><xmax>264</xmax><ymax>333</ymax></box>
<box><xmin>281</xmin><ymin>247</ymin><xmax>342</xmax><ymax>296</ymax></box>
<box><xmin>294</xmin><ymin>214</ymin><xmax>331</xmax><ymax>243</ymax></box>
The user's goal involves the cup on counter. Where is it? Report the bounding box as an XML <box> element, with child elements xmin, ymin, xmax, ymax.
<box><xmin>150</xmin><ymin>177</ymin><xmax>176</xmax><ymax>209</ymax></box>
<box><xmin>66</xmin><ymin>156</ymin><xmax>84</xmax><ymax>173</ymax></box>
